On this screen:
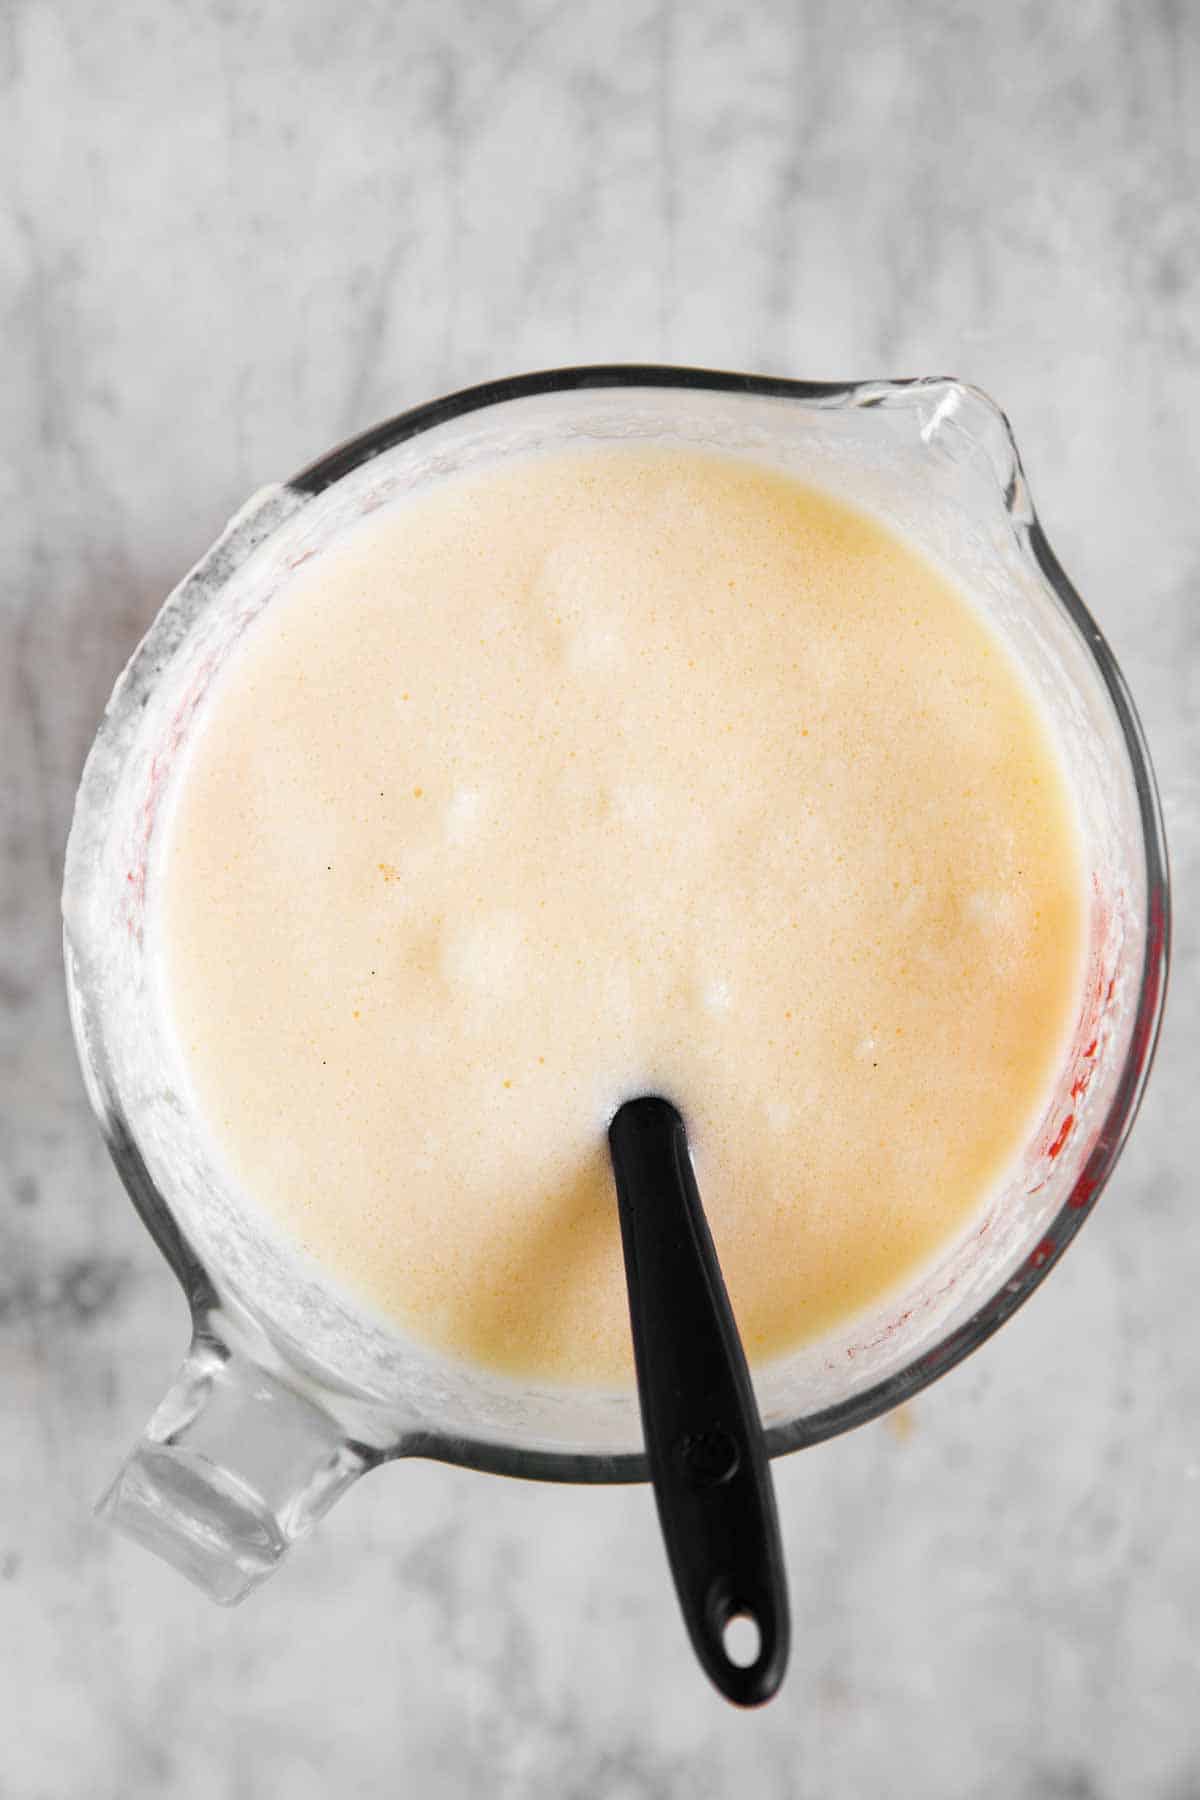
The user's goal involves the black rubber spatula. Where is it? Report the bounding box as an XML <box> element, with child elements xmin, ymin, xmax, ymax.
<box><xmin>608</xmin><ymin>1095</ymin><xmax>790</xmax><ymax>1705</ymax></box>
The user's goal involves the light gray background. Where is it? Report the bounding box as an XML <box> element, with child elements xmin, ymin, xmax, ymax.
<box><xmin>2</xmin><ymin>2</ymin><xmax>1197</xmax><ymax>1795</ymax></box>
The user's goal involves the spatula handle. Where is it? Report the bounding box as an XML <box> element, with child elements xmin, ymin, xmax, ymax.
<box><xmin>608</xmin><ymin>1095</ymin><xmax>790</xmax><ymax>1706</ymax></box>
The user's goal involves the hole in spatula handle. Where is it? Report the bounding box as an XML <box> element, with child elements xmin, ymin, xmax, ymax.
<box><xmin>722</xmin><ymin>1611</ymin><xmax>762</xmax><ymax>1669</ymax></box>
<box><xmin>608</xmin><ymin>1096</ymin><xmax>790</xmax><ymax>1706</ymax></box>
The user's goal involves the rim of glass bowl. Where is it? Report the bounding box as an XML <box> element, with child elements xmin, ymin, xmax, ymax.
<box><xmin>77</xmin><ymin>365</ymin><xmax>1171</xmax><ymax>1482</ymax></box>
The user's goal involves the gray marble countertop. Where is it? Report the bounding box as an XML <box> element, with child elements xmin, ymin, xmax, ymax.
<box><xmin>3</xmin><ymin>2</ymin><xmax>1197</xmax><ymax>1795</ymax></box>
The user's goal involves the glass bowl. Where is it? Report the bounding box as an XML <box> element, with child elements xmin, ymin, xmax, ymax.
<box><xmin>62</xmin><ymin>366</ymin><xmax>1169</xmax><ymax>1602</ymax></box>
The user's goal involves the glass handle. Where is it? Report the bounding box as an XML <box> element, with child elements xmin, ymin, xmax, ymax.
<box><xmin>98</xmin><ymin>1325</ymin><xmax>373</xmax><ymax>1603</ymax></box>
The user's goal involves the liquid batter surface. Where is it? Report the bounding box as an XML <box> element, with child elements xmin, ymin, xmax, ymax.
<box><xmin>160</xmin><ymin>446</ymin><xmax>1084</xmax><ymax>1384</ymax></box>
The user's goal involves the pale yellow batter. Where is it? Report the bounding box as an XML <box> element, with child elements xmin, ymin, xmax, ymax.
<box><xmin>159</xmin><ymin>445</ymin><xmax>1084</xmax><ymax>1384</ymax></box>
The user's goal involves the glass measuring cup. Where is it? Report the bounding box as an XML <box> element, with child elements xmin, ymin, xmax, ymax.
<box><xmin>62</xmin><ymin>367</ymin><xmax>1169</xmax><ymax>1604</ymax></box>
